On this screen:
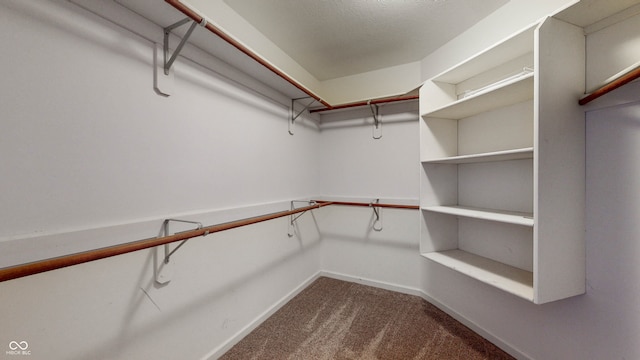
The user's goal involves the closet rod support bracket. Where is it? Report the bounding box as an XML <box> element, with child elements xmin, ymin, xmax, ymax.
<box><xmin>370</xmin><ymin>199</ymin><xmax>383</xmax><ymax>231</ymax></box>
<box><xmin>288</xmin><ymin>200</ymin><xmax>317</xmax><ymax>237</ymax></box>
<box><xmin>155</xmin><ymin>218</ymin><xmax>208</xmax><ymax>285</ymax></box>
<box><xmin>162</xmin><ymin>219</ymin><xmax>206</xmax><ymax>264</ymax></box>
<box><xmin>289</xmin><ymin>97</ymin><xmax>317</xmax><ymax>135</ymax></box>
<box><xmin>163</xmin><ymin>17</ymin><xmax>207</xmax><ymax>76</ymax></box>
<box><xmin>368</xmin><ymin>100</ymin><xmax>382</xmax><ymax>139</ymax></box>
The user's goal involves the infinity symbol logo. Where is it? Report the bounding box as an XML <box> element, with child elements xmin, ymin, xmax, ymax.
<box><xmin>9</xmin><ymin>341</ymin><xmax>28</xmax><ymax>351</ymax></box>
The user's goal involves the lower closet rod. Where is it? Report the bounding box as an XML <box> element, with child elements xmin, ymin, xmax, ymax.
<box><xmin>0</xmin><ymin>201</ymin><xmax>333</xmax><ymax>283</ymax></box>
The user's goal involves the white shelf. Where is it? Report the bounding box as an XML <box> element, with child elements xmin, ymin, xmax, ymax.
<box><xmin>434</xmin><ymin>26</ymin><xmax>536</xmax><ymax>84</ymax></box>
<box><xmin>424</xmin><ymin>73</ymin><xmax>534</xmax><ymax>119</ymax></box>
<box><xmin>420</xmin><ymin>13</ymin><xmax>587</xmax><ymax>303</ymax></box>
<box><xmin>422</xmin><ymin>147</ymin><xmax>533</xmax><ymax>164</ymax></box>
<box><xmin>422</xmin><ymin>250</ymin><xmax>534</xmax><ymax>301</ymax></box>
<box><xmin>422</xmin><ymin>206</ymin><xmax>534</xmax><ymax>227</ymax></box>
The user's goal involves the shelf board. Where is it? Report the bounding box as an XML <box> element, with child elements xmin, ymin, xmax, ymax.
<box><xmin>422</xmin><ymin>147</ymin><xmax>533</xmax><ymax>164</ymax></box>
<box><xmin>422</xmin><ymin>205</ymin><xmax>534</xmax><ymax>227</ymax></box>
<box><xmin>423</xmin><ymin>73</ymin><xmax>534</xmax><ymax>119</ymax></box>
<box><xmin>422</xmin><ymin>249</ymin><xmax>534</xmax><ymax>301</ymax></box>
<box><xmin>433</xmin><ymin>25</ymin><xmax>536</xmax><ymax>84</ymax></box>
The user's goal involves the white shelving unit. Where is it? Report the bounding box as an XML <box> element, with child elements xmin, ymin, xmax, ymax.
<box><xmin>419</xmin><ymin>15</ymin><xmax>586</xmax><ymax>304</ymax></box>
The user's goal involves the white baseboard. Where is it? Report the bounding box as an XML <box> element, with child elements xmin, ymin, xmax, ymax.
<box><xmin>318</xmin><ymin>270</ymin><xmax>425</xmax><ymax>298</ymax></box>
<box><xmin>418</xmin><ymin>292</ymin><xmax>531</xmax><ymax>360</ymax></box>
<box><xmin>201</xmin><ymin>271</ymin><xmax>323</xmax><ymax>360</ymax></box>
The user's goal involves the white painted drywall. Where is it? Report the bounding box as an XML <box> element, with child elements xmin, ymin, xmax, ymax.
<box><xmin>319</xmin><ymin>61</ymin><xmax>423</xmax><ymax>106</ymax></box>
<box><xmin>0</xmin><ymin>1</ymin><xmax>324</xmax><ymax>359</ymax></box>
<box><xmin>173</xmin><ymin>0</ymin><xmax>322</xmax><ymax>99</ymax></box>
<box><xmin>164</xmin><ymin>0</ymin><xmax>423</xmax><ymax>105</ymax></box>
<box><xmin>0</xmin><ymin>0</ymin><xmax>320</xmax><ymax>256</ymax></box>
<box><xmin>314</xmin><ymin>100</ymin><xmax>421</xmax><ymax>292</ymax></box>
<box><xmin>317</xmin><ymin>101</ymin><xmax>420</xmax><ymax>200</ymax></box>
<box><xmin>420</xmin><ymin>0</ymin><xmax>578</xmax><ymax>81</ymax></box>
<box><xmin>2</xmin><ymin>0</ymin><xmax>640</xmax><ymax>359</ymax></box>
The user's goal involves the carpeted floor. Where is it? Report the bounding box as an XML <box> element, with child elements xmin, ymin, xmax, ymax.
<box><xmin>220</xmin><ymin>277</ymin><xmax>514</xmax><ymax>360</ymax></box>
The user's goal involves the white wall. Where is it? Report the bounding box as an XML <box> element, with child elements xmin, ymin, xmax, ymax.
<box><xmin>2</xmin><ymin>0</ymin><xmax>640</xmax><ymax>360</ymax></box>
<box><xmin>318</xmin><ymin>102</ymin><xmax>419</xmax><ymax>200</ymax></box>
<box><xmin>315</xmin><ymin>102</ymin><xmax>422</xmax><ymax>292</ymax></box>
<box><xmin>420</xmin><ymin>0</ymin><xmax>577</xmax><ymax>81</ymax></box>
<box><xmin>0</xmin><ymin>2</ymin><xmax>424</xmax><ymax>354</ymax></box>
<box><xmin>0</xmin><ymin>0</ymin><xmax>322</xmax><ymax>245</ymax></box>
<box><xmin>0</xmin><ymin>1</ymin><xmax>324</xmax><ymax>359</ymax></box>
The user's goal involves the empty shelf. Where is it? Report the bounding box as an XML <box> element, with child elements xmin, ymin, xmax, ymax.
<box><xmin>422</xmin><ymin>249</ymin><xmax>534</xmax><ymax>300</ymax></box>
<box><xmin>422</xmin><ymin>147</ymin><xmax>533</xmax><ymax>164</ymax></box>
<box><xmin>423</xmin><ymin>73</ymin><xmax>534</xmax><ymax>119</ymax></box>
<box><xmin>422</xmin><ymin>206</ymin><xmax>534</xmax><ymax>226</ymax></box>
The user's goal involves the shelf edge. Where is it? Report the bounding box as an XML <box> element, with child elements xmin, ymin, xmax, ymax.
<box><xmin>421</xmin><ymin>73</ymin><xmax>534</xmax><ymax>119</ymax></box>
<box><xmin>421</xmin><ymin>147</ymin><xmax>534</xmax><ymax>164</ymax></box>
<box><xmin>422</xmin><ymin>206</ymin><xmax>534</xmax><ymax>227</ymax></box>
<box><xmin>422</xmin><ymin>250</ymin><xmax>534</xmax><ymax>301</ymax></box>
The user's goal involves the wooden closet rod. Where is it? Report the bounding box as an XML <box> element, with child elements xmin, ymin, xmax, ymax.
<box><xmin>165</xmin><ymin>0</ymin><xmax>331</xmax><ymax>108</ymax></box>
<box><xmin>164</xmin><ymin>1</ymin><xmax>418</xmax><ymax>111</ymax></box>
<box><xmin>579</xmin><ymin>66</ymin><xmax>640</xmax><ymax>105</ymax></box>
<box><xmin>0</xmin><ymin>200</ymin><xmax>418</xmax><ymax>283</ymax></box>
<box><xmin>308</xmin><ymin>95</ymin><xmax>419</xmax><ymax>113</ymax></box>
<box><xmin>314</xmin><ymin>200</ymin><xmax>419</xmax><ymax>210</ymax></box>
<box><xmin>0</xmin><ymin>201</ymin><xmax>332</xmax><ymax>283</ymax></box>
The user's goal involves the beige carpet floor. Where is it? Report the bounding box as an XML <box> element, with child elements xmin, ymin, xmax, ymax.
<box><xmin>220</xmin><ymin>277</ymin><xmax>514</xmax><ymax>360</ymax></box>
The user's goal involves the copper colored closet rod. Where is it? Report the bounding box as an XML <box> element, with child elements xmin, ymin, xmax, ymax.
<box><xmin>313</xmin><ymin>200</ymin><xmax>419</xmax><ymax>210</ymax></box>
<box><xmin>164</xmin><ymin>0</ymin><xmax>417</xmax><ymax>111</ymax></box>
<box><xmin>0</xmin><ymin>200</ymin><xmax>417</xmax><ymax>283</ymax></box>
<box><xmin>579</xmin><ymin>66</ymin><xmax>640</xmax><ymax>105</ymax></box>
<box><xmin>164</xmin><ymin>0</ymin><xmax>330</xmax><ymax>108</ymax></box>
<box><xmin>309</xmin><ymin>95</ymin><xmax>419</xmax><ymax>113</ymax></box>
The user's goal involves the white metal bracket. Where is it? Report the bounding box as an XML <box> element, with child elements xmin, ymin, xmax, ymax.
<box><xmin>155</xmin><ymin>218</ymin><xmax>208</xmax><ymax>285</ymax></box>
<box><xmin>155</xmin><ymin>17</ymin><xmax>207</xmax><ymax>96</ymax></box>
<box><xmin>368</xmin><ymin>100</ymin><xmax>382</xmax><ymax>139</ymax></box>
<box><xmin>154</xmin><ymin>43</ymin><xmax>174</xmax><ymax>96</ymax></box>
<box><xmin>289</xmin><ymin>97</ymin><xmax>317</xmax><ymax>135</ymax></box>
<box><xmin>288</xmin><ymin>200</ymin><xmax>317</xmax><ymax>237</ymax></box>
<box><xmin>370</xmin><ymin>199</ymin><xmax>383</xmax><ymax>231</ymax></box>
<box><xmin>164</xmin><ymin>17</ymin><xmax>206</xmax><ymax>75</ymax></box>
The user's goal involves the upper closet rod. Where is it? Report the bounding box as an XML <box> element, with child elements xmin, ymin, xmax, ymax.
<box><xmin>164</xmin><ymin>1</ymin><xmax>418</xmax><ymax>111</ymax></box>
<box><xmin>309</xmin><ymin>95</ymin><xmax>419</xmax><ymax>113</ymax></box>
<box><xmin>579</xmin><ymin>64</ymin><xmax>640</xmax><ymax>105</ymax></box>
<box><xmin>165</xmin><ymin>0</ymin><xmax>331</xmax><ymax>109</ymax></box>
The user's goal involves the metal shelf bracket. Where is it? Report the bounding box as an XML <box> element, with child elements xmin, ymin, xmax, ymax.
<box><xmin>289</xmin><ymin>97</ymin><xmax>317</xmax><ymax>135</ymax></box>
<box><xmin>288</xmin><ymin>200</ymin><xmax>317</xmax><ymax>237</ymax></box>
<box><xmin>155</xmin><ymin>218</ymin><xmax>208</xmax><ymax>285</ymax></box>
<box><xmin>162</xmin><ymin>219</ymin><xmax>208</xmax><ymax>263</ymax></box>
<box><xmin>370</xmin><ymin>199</ymin><xmax>383</xmax><ymax>231</ymax></box>
<box><xmin>163</xmin><ymin>17</ymin><xmax>207</xmax><ymax>75</ymax></box>
<box><xmin>368</xmin><ymin>100</ymin><xmax>383</xmax><ymax>139</ymax></box>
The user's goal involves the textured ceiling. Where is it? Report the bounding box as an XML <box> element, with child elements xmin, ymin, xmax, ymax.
<box><xmin>223</xmin><ymin>0</ymin><xmax>509</xmax><ymax>80</ymax></box>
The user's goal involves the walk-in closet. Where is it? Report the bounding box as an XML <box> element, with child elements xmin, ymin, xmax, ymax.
<box><xmin>1</xmin><ymin>0</ymin><xmax>640</xmax><ymax>359</ymax></box>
